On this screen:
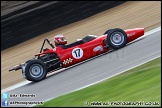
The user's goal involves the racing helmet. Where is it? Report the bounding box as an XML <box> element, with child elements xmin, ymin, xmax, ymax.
<box><xmin>54</xmin><ymin>34</ymin><xmax>67</xmax><ymax>46</ymax></box>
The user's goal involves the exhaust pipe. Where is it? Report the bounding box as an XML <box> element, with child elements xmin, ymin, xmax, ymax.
<box><xmin>9</xmin><ymin>64</ymin><xmax>23</xmax><ymax>72</ymax></box>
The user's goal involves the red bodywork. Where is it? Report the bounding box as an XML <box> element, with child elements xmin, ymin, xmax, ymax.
<box><xmin>35</xmin><ymin>28</ymin><xmax>144</xmax><ymax>68</ymax></box>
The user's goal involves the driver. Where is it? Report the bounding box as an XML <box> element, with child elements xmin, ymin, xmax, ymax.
<box><xmin>54</xmin><ymin>34</ymin><xmax>67</xmax><ymax>47</ymax></box>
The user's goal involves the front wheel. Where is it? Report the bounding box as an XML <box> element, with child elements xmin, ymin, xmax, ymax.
<box><xmin>25</xmin><ymin>60</ymin><xmax>47</xmax><ymax>82</ymax></box>
<box><xmin>106</xmin><ymin>28</ymin><xmax>127</xmax><ymax>50</ymax></box>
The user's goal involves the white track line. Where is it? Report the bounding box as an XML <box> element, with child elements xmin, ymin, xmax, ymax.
<box><xmin>73</xmin><ymin>55</ymin><xmax>161</xmax><ymax>92</ymax></box>
<box><xmin>1</xmin><ymin>68</ymin><xmax>66</xmax><ymax>94</ymax></box>
<box><xmin>1</xmin><ymin>81</ymin><xmax>31</xmax><ymax>94</ymax></box>
<box><xmin>1</xmin><ymin>26</ymin><xmax>161</xmax><ymax>94</ymax></box>
<box><xmin>144</xmin><ymin>26</ymin><xmax>161</xmax><ymax>36</ymax></box>
<box><xmin>42</xmin><ymin>55</ymin><xmax>161</xmax><ymax>104</ymax></box>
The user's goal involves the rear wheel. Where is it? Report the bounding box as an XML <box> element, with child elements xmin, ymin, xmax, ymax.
<box><xmin>25</xmin><ymin>60</ymin><xmax>47</xmax><ymax>82</ymax></box>
<box><xmin>106</xmin><ymin>28</ymin><xmax>127</xmax><ymax>49</ymax></box>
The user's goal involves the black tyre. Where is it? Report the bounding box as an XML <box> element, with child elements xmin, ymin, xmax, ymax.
<box><xmin>25</xmin><ymin>60</ymin><xmax>47</xmax><ymax>82</ymax></box>
<box><xmin>104</xmin><ymin>29</ymin><xmax>112</xmax><ymax>35</ymax></box>
<box><xmin>106</xmin><ymin>28</ymin><xmax>127</xmax><ymax>49</ymax></box>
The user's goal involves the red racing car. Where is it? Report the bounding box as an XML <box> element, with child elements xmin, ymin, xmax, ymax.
<box><xmin>9</xmin><ymin>28</ymin><xmax>144</xmax><ymax>82</ymax></box>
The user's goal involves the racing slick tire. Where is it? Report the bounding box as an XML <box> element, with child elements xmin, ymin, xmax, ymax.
<box><xmin>106</xmin><ymin>28</ymin><xmax>127</xmax><ymax>50</ymax></box>
<box><xmin>104</xmin><ymin>29</ymin><xmax>112</xmax><ymax>35</ymax></box>
<box><xmin>25</xmin><ymin>60</ymin><xmax>47</xmax><ymax>82</ymax></box>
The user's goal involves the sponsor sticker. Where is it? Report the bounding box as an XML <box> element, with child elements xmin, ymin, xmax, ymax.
<box><xmin>93</xmin><ymin>45</ymin><xmax>103</xmax><ymax>52</ymax></box>
<box><xmin>127</xmin><ymin>32</ymin><xmax>136</xmax><ymax>36</ymax></box>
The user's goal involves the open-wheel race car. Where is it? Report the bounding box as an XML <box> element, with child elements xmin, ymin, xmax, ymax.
<box><xmin>9</xmin><ymin>28</ymin><xmax>144</xmax><ymax>82</ymax></box>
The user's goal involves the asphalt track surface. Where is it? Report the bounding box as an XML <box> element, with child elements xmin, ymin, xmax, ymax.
<box><xmin>4</xmin><ymin>29</ymin><xmax>161</xmax><ymax>107</ymax></box>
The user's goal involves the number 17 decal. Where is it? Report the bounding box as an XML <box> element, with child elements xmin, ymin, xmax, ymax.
<box><xmin>72</xmin><ymin>48</ymin><xmax>83</xmax><ymax>59</ymax></box>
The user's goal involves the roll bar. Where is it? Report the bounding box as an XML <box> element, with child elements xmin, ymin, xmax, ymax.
<box><xmin>40</xmin><ymin>38</ymin><xmax>55</xmax><ymax>53</ymax></box>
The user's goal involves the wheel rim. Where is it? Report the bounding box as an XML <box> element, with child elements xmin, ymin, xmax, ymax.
<box><xmin>29</xmin><ymin>64</ymin><xmax>44</xmax><ymax>78</ymax></box>
<box><xmin>110</xmin><ymin>32</ymin><xmax>125</xmax><ymax>46</ymax></box>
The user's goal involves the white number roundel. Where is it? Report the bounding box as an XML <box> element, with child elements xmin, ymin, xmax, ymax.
<box><xmin>72</xmin><ymin>48</ymin><xmax>83</xmax><ymax>59</ymax></box>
